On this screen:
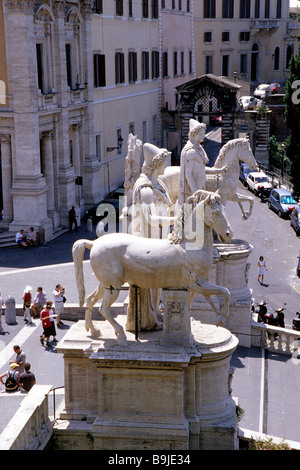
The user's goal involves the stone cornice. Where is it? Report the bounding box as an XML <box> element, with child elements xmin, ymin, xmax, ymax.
<box><xmin>5</xmin><ymin>0</ymin><xmax>35</xmax><ymax>14</ymax></box>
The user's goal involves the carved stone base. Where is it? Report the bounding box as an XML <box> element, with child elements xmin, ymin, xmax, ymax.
<box><xmin>55</xmin><ymin>317</ymin><xmax>239</xmax><ymax>450</ymax></box>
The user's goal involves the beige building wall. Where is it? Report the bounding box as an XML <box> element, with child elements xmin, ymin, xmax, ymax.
<box><xmin>92</xmin><ymin>1</ymin><xmax>160</xmax><ymax>198</ymax></box>
<box><xmin>193</xmin><ymin>0</ymin><xmax>299</xmax><ymax>87</ymax></box>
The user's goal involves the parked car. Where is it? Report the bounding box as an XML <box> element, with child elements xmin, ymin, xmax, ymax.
<box><xmin>290</xmin><ymin>206</ymin><xmax>300</xmax><ymax>236</ymax></box>
<box><xmin>85</xmin><ymin>186</ymin><xmax>125</xmax><ymax>223</ymax></box>
<box><xmin>254</xmin><ymin>84</ymin><xmax>271</xmax><ymax>99</ymax></box>
<box><xmin>268</xmin><ymin>188</ymin><xmax>298</xmax><ymax>218</ymax></box>
<box><xmin>270</xmin><ymin>82</ymin><xmax>280</xmax><ymax>94</ymax></box>
<box><xmin>239</xmin><ymin>162</ymin><xmax>251</xmax><ymax>185</ymax></box>
<box><xmin>238</xmin><ymin>96</ymin><xmax>258</xmax><ymax>110</ymax></box>
<box><xmin>246</xmin><ymin>171</ymin><xmax>272</xmax><ymax>196</ymax></box>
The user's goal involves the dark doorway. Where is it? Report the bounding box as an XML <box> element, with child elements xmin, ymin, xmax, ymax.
<box><xmin>251</xmin><ymin>43</ymin><xmax>259</xmax><ymax>81</ymax></box>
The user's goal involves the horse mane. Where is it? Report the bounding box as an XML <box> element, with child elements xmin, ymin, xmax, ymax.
<box><xmin>214</xmin><ymin>138</ymin><xmax>249</xmax><ymax>168</ymax></box>
<box><xmin>168</xmin><ymin>190</ymin><xmax>217</xmax><ymax>244</ymax></box>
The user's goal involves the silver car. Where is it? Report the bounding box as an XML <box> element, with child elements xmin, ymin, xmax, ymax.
<box><xmin>291</xmin><ymin>206</ymin><xmax>300</xmax><ymax>236</ymax></box>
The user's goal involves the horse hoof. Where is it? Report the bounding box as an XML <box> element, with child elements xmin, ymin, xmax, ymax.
<box><xmin>117</xmin><ymin>338</ymin><xmax>128</xmax><ymax>347</ymax></box>
<box><xmin>91</xmin><ymin>327</ymin><xmax>101</xmax><ymax>338</ymax></box>
<box><xmin>215</xmin><ymin>315</ymin><xmax>223</xmax><ymax>327</ymax></box>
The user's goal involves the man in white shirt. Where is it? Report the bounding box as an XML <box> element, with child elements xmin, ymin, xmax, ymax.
<box><xmin>53</xmin><ymin>284</ymin><xmax>65</xmax><ymax>327</ymax></box>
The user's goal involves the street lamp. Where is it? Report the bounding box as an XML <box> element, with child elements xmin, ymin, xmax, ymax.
<box><xmin>106</xmin><ymin>135</ymin><xmax>124</xmax><ymax>152</ymax></box>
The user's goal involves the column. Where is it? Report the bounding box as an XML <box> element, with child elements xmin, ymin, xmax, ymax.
<box><xmin>40</xmin><ymin>131</ymin><xmax>55</xmax><ymax>212</ymax></box>
<box><xmin>0</xmin><ymin>134</ymin><xmax>13</xmax><ymax>222</ymax></box>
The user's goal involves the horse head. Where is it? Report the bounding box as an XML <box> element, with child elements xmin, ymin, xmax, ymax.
<box><xmin>215</xmin><ymin>137</ymin><xmax>257</xmax><ymax>172</ymax></box>
<box><xmin>194</xmin><ymin>190</ymin><xmax>233</xmax><ymax>243</ymax></box>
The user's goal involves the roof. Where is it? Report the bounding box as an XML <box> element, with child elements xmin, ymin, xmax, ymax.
<box><xmin>176</xmin><ymin>73</ymin><xmax>241</xmax><ymax>93</ymax></box>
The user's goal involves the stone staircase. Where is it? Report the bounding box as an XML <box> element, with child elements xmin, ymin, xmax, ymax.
<box><xmin>0</xmin><ymin>226</ymin><xmax>68</xmax><ymax>249</ymax></box>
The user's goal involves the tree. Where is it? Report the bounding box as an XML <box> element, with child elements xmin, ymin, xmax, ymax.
<box><xmin>284</xmin><ymin>53</ymin><xmax>300</xmax><ymax>197</ymax></box>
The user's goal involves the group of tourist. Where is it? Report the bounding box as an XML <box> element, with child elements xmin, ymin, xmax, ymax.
<box><xmin>0</xmin><ymin>345</ymin><xmax>36</xmax><ymax>393</ymax></box>
<box><xmin>15</xmin><ymin>227</ymin><xmax>37</xmax><ymax>249</ymax></box>
<box><xmin>21</xmin><ymin>285</ymin><xmax>66</xmax><ymax>342</ymax></box>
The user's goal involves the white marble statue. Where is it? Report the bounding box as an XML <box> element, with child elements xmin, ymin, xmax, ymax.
<box><xmin>123</xmin><ymin>133</ymin><xmax>142</xmax><ymax>214</ymax></box>
<box><xmin>128</xmin><ymin>142</ymin><xmax>176</xmax><ymax>331</ymax></box>
<box><xmin>72</xmin><ymin>190</ymin><xmax>233</xmax><ymax>345</ymax></box>
<box><xmin>178</xmin><ymin>119</ymin><xmax>228</xmax><ymax>205</ymax></box>
<box><xmin>161</xmin><ymin>134</ymin><xmax>257</xmax><ymax>220</ymax></box>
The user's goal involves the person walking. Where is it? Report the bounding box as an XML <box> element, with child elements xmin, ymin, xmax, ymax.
<box><xmin>69</xmin><ymin>205</ymin><xmax>78</xmax><ymax>232</ymax></box>
<box><xmin>257</xmin><ymin>256</ymin><xmax>268</xmax><ymax>284</ymax></box>
<box><xmin>22</xmin><ymin>286</ymin><xmax>33</xmax><ymax>325</ymax></box>
<box><xmin>0</xmin><ymin>293</ymin><xmax>6</xmax><ymax>333</ymax></box>
<box><xmin>40</xmin><ymin>301</ymin><xmax>57</xmax><ymax>347</ymax></box>
<box><xmin>31</xmin><ymin>287</ymin><xmax>47</xmax><ymax>318</ymax></box>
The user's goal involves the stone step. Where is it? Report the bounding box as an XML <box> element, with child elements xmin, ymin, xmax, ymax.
<box><xmin>0</xmin><ymin>226</ymin><xmax>68</xmax><ymax>249</ymax></box>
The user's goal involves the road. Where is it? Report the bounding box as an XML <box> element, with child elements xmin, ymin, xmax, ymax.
<box><xmin>205</xmin><ymin>126</ymin><xmax>300</xmax><ymax>328</ymax></box>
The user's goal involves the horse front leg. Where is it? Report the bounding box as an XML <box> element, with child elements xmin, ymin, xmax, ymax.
<box><xmin>100</xmin><ymin>288</ymin><xmax>128</xmax><ymax>346</ymax></box>
<box><xmin>231</xmin><ymin>192</ymin><xmax>254</xmax><ymax>220</ymax></box>
<box><xmin>85</xmin><ymin>284</ymin><xmax>105</xmax><ymax>337</ymax></box>
<box><xmin>190</xmin><ymin>279</ymin><xmax>230</xmax><ymax>326</ymax></box>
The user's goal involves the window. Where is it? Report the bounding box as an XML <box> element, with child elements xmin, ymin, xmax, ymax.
<box><xmin>152</xmin><ymin>0</ymin><xmax>158</xmax><ymax>18</ymax></box>
<box><xmin>152</xmin><ymin>50</ymin><xmax>159</xmax><ymax>79</ymax></box>
<box><xmin>36</xmin><ymin>44</ymin><xmax>44</xmax><ymax>93</ymax></box>
<box><xmin>173</xmin><ymin>50</ymin><xmax>178</xmax><ymax>76</ymax></box>
<box><xmin>129</xmin><ymin>122</ymin><xmax>135</xmax><ymax>135</ymax></box>
<box><xmin>189</xmin><ymin>50</ymin><xmax>193</xmax><ymax>73</ymax></box>
<box><xmin>153</xmin><ymin>115</ymin><xmax>158</xmax><ymax>142</ymax></box>
<box><xmin>94</xmin><ymin>53</ymin><xmax>106</xmax><ymax>87</ymax></box>
<box><xmin>162</xmin><ymin>0</ymin><xmax>166</xmax><ymax>8</ymax></box>
<box><xmin>240</xmin><ymin>54</ymin><xmax>248</xmax><ymax>74</ymax></box>
<box><xmin>276</xmin><ymin>0</ymin><xmax>282</xmax><ymax>18</ymax></box>
<box><xmin>94</xmin><ymin>0</ymin><xmax>103</xmax><ymax>14</ymax></box>
<box><xmin>203</xmin><ymin>0</ymin><xmax>216</xmax><ymax>18</ymax></box>
<box><xmin>222</xmin><ymin>54</ymin><xmax>230</xmax><ymax>76</ymax></box>
<box><xmin>222</xmin><ymin>31</ymin><xmax>230</xmax><ymax>42</ymax></box>
<box><xmin>65</xmin><ymin>44</ymin><xmax>72</xmax><ymax>89</ymax></box>
<box><xmin>115</xmin><ymin>52</ymin><xmax>125</xmax><ymax>84</ymax></box>
<box><xmin>254</xmin><ymin>0</ymin><xmax>260</xmax><ymax>18</ymax></box>
<box><xmin>274</xmin><ymin>47</ymin><xmax>280</xmax><ymax>71</ymax></box>
<box><xmin>117</xmin><ymin>128</ymin><xmax>123</xmax><ymax>155</ymax></box>
<box><xmin>142</xmin><ymin>0</ymin><xmax>149</xmax><ymax>17</ymax></box>
<box><xmin>205</xmin><ymin>55</ymin><xmax>213</xmax><ymax>74</ymax></box>
<box><xmin>265</xmin><ymin>0</ymin><xmax>270</xmax><ymax>18</ymax></box>
<box><xmin>172</xmin><ymin>0</ymin><xmax>175</xmax><ymax>9</ymax></box>
<box><xmin>116</xmin><ymin>0</ymin><xmax>123</xmax><ymax>15</ymax></box>
<box><xmin>204</xmin><ymin>31</ymin><xmax>212</xmax><ymax>43</ymax></box>
<box><xmin>178</xmin><ymin>0</ymin><xmax>182</xmax><ymax>10</ymax></box>
<box><xmin>240</xmin><ymin>31</ymin><xmax>250</xmax><ymax>41</ymax></box>
<box><xmin>142</xmin><ymin>51</ymin><xmax>149</xmax><ymax>80</ymax></box>
<box><xmin>129</xmin><ymin>0</ymin><xmax>133</xmax><ymax>16</ymax></box>
<box><xmin>240</xmin><ymin>0</ymin><xmax>250</xmax><ymax>18</ymax></box>
<box><xmin>222</xmin><ymin>0</ymin><xmax>234</xmax><ymax>18</ymax></box>
<box><xmin>163</xmin><ymin>51</ymin><xmax>168</xmax><ymax>77</ymax></box>
<box><xmin>187</xmin><ymin>0</ymin><xmax>190</xmax><ymax>12</ymax></box>
<box><xmin>95</xmin><ymin>133</ymin><xmax>102</xmax><ymax>161</ymax></box>
<box><xmin>286</xmin><ymin>45</ymin><xmax>294</xmax><ymax>69</ymax></box>
<box><xmin>142</xmin><ymin>120</ymin><xmax>148</xmax><ymax>143</ymax></box>
<box><xmin>181</xmin><ymin>51</ymin><xmax>185</xmax><ymax>74</ymax></box>
<box><xmin>128</xmin><ymin>51</ymin><xmax>137</xmax><ymax>82</ymax></box>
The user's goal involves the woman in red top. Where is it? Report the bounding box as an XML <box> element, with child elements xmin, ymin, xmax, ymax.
<box><xmin>40</xmin><ymin>301</ymin><xmax>56</xmax><ymax>347</ymax></box>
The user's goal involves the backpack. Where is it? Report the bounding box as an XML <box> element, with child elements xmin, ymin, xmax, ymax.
<box><xmin>24</xmin><ymin>293</ymin><xmax>31</xmax><ymax>302</ymax></box>
<box><xmin>5</xmin><ymin>370</ymin><xmax>19</xmax><ymax>392</ymax></box>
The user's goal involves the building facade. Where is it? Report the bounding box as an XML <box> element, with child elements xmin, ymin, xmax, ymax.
<box><xmin>194</xmin><ymin>0</ymin><xmax>298</xmax><ymax>86</ymax></box>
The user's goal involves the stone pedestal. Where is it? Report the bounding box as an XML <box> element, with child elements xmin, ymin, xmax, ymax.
<box><xmin>55</xmin><ymin>315</ymin><xmax>238</xmax><ymax>450</ymax></box>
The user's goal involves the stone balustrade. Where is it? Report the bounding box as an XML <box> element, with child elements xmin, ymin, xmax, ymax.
<box><xmin>251</xmin><ymin>320</ymin><xmax>300</xmax><ymax>356</ymax></box>
<box><xmin>0</xmin><ymin>385</ymin><xmax>53</xmax><ymax>450</ymax></box>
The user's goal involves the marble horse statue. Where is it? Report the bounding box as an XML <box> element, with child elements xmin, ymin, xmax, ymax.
<box><xmin>72</xmin><ymin>190</ymin><xmax>233</xmax><ymax>345</ymax></box>
<box><xmin>161</xmin><ymin>137</ymin><xmax>257</xmax><ymax>220</ymax></box>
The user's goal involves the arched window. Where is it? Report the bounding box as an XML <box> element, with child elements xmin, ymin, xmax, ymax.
<box><xmin>286</xmin><ymin>45</ymin><xmax>294</xmax><ymax>70</ymax></box>
<box><xmin>274</xmin><ymin>47</ymin><xmax>280</xmax><ymax>71</ymax></box>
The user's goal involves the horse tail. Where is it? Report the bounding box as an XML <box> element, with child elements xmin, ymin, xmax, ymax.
<box><xmin>72</xmin><ymin>239</ymin><xmax>94</xmax><ymax>307</ymax></box>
